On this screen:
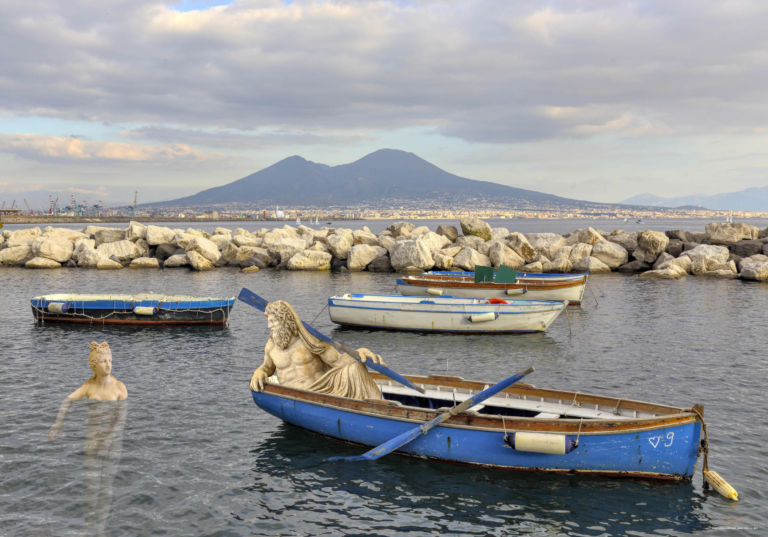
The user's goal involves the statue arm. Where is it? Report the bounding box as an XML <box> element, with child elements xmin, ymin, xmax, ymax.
<box><xmin>319</xmin><ymin>346</ymin><xmax>386</xmax><ymax>368</ymax></box>
<box><xmin>48</xmin><ymin>384</ymin><xmax>89</xmax><ymax>441</ymax></box>
<box><xmin>250</xmin><ymin>341</ymin><xmax>276</xmax><ymax>392</ymax></box>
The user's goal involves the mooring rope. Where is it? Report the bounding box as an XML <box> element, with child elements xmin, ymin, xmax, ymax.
<box><xmin>687</xmin><ymin>405</ymin><xmax>710</xmax><ymax>479</ymax></box>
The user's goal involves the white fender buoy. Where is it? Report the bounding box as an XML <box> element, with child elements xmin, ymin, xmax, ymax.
<box><xmin>704</xmin><ymin>470</ymin><xmax>738</xmax><ymax>501</ymax></box>
<box><xmin>468</xmin><ymin>312</ymin><xmax>498</xmax><ymax>323</ymax></box>
<box><xmin>505</xmin><ymin>288</ymin><xmax>526</xmax><ymax>295</ymax></box>
<box><xmin>426</xmin><ymin>288</ymin><xmax>443</xmax><ymax>296</ymax></box>
<box><xmin>133</xmin><ymin>306</ymin><xmax>158</xmax><ymax>316</ymax></box>
<box><xmin>505</xmin><ymin>432</ymin><xmax>578</xmax><ymax>454</ymax></box>
<box><xmin>47</xmin><ymin>302</ymin><xmax>70</xmax><ymax>313</ymax></box>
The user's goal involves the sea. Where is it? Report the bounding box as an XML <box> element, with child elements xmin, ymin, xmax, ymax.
<box><xmin>1</xmin><ymin>218</ymin><xmax>766</xmax><ymax>536</ymax></box>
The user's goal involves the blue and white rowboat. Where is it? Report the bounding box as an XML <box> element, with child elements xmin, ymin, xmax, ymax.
<box><xmin>328</xmin><ymin>293</ymin><xmax>566</xmax><ymax>333</ymax></box>
<box><xmin>251</xmin><ymin>372</ymin><xmax>704</xmax><ymax>480</ymax></box>
<box><xmin>31</xmin><ymin>293</ymin><xmax>235</xmax><ymax>325</ymax></box>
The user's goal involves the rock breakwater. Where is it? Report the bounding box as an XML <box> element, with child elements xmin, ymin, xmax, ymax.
<box><xmin>3</xmin><ymin>218</ymin><xmax>768</xmax><ymax>281</ymax></box>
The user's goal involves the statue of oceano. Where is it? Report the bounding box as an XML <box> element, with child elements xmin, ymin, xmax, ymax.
<box><xmin>250</xmin><ymin>300</ymin><xmax>384</xmax><ymax>399</ymax></box>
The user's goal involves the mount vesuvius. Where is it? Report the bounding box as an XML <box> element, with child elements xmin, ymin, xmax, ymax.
<box><xmin>154</xmin><ymin>149</ymin><xmax>595</xmax><ymax>209</ymax></box>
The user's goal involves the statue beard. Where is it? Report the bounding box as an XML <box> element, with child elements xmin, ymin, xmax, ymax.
<box><xmin>270</xmin><ymin>325</ymin><xmax>294</xmax><ymax>349</ymax></box>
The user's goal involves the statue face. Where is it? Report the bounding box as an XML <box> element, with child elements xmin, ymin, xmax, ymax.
<box><xmin>265</xmin><ymin>310</ymin><xmax>296</xmax><ymax>349</ymax></box>
<box><xmin>91</xmin><ymin>352</ymin><xmax>112</xmax><ymax>376</ymax></box>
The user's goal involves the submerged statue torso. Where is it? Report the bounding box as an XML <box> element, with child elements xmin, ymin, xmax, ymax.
<box><xmin>250</xmin><ymin>300</ymin><xmax>383</xmax><ymax>400</ymax></box>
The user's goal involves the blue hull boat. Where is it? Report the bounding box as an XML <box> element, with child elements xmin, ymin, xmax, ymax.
<box><xmin>251</xmin><ymin>373</ymin><xmax>704</xmax><ymax>480</ymax></box>
<box><xmin>31</xmin><ymin>293</ymin><xmax>235</xmax><ymax>325</ymax></box>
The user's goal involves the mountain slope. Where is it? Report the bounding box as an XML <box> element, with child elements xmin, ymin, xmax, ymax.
<box><xmin>157</xmin><ymin>149</ymin><xmax>589</xmax><ymax>207</ymax></box>
<box><xmin>622</xmin><ymin>186</ymin><xmax>768</xmax><ymax>212</ymax></box>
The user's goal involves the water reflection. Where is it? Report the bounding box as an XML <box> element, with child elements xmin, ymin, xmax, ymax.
<box><xmin>83</xmin><ymin>400</ymin><xmax>127</xmax><ymax>536</ymax></box>
<box><xmin>246</xmin><ymin>424</ymin><xmax>711</xmax><ymax>536</ymax></box>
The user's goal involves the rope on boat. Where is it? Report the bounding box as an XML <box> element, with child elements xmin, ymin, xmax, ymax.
<box><xmin>310</xmin><ymin>302</ymin><xmax>328</xmax><ymax>326</ymax></box>
<box><xmin>687</xmin><ymin>405</ymin><xmax>738</xmax><ymax>501</ymax></box>
<box><xmin>32</xmin><ymin>296</ymin><xmax>231</xmax><ymax>326</ymax></box>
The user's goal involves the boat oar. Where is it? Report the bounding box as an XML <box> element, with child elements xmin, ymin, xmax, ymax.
<box><xmin>237</xmin><ymin>287</ymin><xmax>425</xmax><ymax>394</ymax></box>
<box><xmin>327</xmin><ymin>366</ymin><xmax>534</xmax><ymax>463</ymax></box>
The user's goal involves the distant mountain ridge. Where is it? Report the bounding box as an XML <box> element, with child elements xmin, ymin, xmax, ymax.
<box><xmin>155</xmin><ymin>149</ymin><xmax>596</xmax><ymax>208</ymax></box>
<box><xmin>622</xmin><ymin>186</ymin><xmax>768</xmax><ymax>212</ymax></box>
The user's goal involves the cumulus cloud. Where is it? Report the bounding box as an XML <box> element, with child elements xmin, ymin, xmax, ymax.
<box><xmin>1</xmin><ymin>0</ymin><xmax>767</xmax><ymax>146</ymax></box>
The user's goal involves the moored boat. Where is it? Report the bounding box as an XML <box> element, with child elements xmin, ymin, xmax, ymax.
<box><xmin>31</xmin><ymin>293</ymin><xmax>235</xmax><ymax>325</ymax></box>
<box><xmin>396</xmin><ymin>274</ymin><xmax>587</xmax><ymax>304</ymax></box>
<box><xmin>328</xmin><ymin>293</ymin><xmax>566</xmax><ymax>333</ymax></box>
<box><xmin>251</xmin><ymin>372</ymin><xmax>706</xmax><ymax>480</ymax></box>
<box><xmin>420</xmin><ymin>269</ymin><xmax>587</xmax><ymax>283</ymax></box>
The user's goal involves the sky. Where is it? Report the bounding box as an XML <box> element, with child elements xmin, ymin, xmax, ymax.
<box><xmin>1</xmin><ymin>0</ymin><xmax>768</xmax><ymax>209</ymax></box>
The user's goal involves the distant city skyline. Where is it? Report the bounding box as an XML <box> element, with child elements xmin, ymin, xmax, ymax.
<box><xmin>2</xmin><ymin>1</ymin><xmax>768</xmax><ymax>208</ymax></box>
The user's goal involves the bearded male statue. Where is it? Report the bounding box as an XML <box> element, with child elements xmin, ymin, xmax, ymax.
<box><xmin>249</xmin><ymin>300</ymin><xmax>384</xmax><ymax>399</ymax></box>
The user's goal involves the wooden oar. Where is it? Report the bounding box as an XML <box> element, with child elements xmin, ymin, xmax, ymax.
<box><xmin>327</xmin><ymin>366</ymin><xmax>534</xmax><ymax>462</ymax></box>
<box><xmin>237</xmin><ymin>287</ymin><xmax>425</xmax><ymax>394</ymax></box>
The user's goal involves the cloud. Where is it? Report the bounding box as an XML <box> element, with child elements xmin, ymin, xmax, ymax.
<box><xmin>0</xmin><ymin>133</ymin><xmax>214</xmax><ymax>162</ymax></box>
<box><xmin>1</xmin><ymin>0</ymin><xmax>766</xmax><ymax>147</ymax></box>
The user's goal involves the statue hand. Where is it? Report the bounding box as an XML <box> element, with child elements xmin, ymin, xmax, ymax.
<box><xmin>250</xmin><ymin>369</ymin><xmax>268</xmax><ymax>392</ymax></box>
<box><xmin>356</xmin><ymin>347</ymin><xmax>386</xmax><ymax>366</ymax></box>
<box><xmin>47</xmin><ymin>423</ymin><xmax>61</xmax><ymax>441</ymax></box>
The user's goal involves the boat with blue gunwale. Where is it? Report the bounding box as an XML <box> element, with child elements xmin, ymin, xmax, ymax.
<box><xmin>420</xmin><ymin>270</ymin><xmax>587</xmax><ymax>283</ymax></box>
<box><xmin>31</xmin><ymin>293</ymin><xmax>235</xmax><ymax>325</ymax></box>
<box><xmin>397</xmin><ymin>264</ymin><xmax>588</xmax><ymax>304</ymax></box>
<box><xmin>328</xmin><ymin>293</ymin><xmax>566</xmax><ymax>333</ymax></box>
<box><xmin>251</xmin><ymin>372</ymin><xmax>705</xmax><ymax>480</ymax></box>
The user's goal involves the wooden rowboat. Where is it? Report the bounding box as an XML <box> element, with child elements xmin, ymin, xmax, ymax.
<box><xmin>396</xmin><ymin>274</ymin><xmax>588</xmax><ymax>304</ymax></box>
<box><xmin>328</xmin><ymin>293</ymin><xmax>566</xmax><ymax>333</ymax></box>
<box><xmin>420</xmin><ymin>270</ymin><xmax>587</xmax><ymax>283</ymax></box>
<box><xmin>31</xmin><ymin>293</ymin><xmax>235</xmax><ymax>325</ymax></box>
<box><xmin>251</xmin><ymin>372</ymin><xmax>706</xmax><ymax>480</ymax></box>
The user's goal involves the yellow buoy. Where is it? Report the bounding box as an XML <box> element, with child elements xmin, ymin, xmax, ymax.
<box><xmin>468</xmin><ymin>312</ymin><xmax>498</xmax><ymax>323</ymax></box>
<box><xmin>426</xmin><ymin>288</ymin><xmax>443</xmax><ymax>296</ymax></box>
<box><xmin>704</xmin><ymin>470</ymin><xmax>738</xmax><ymax>501</ymax></box>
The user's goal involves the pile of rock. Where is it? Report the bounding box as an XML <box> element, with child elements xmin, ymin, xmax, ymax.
<box><xmin>2</xmin><ymin>218</ymin><xmax>768</xmax><ymax>281</ymax></box>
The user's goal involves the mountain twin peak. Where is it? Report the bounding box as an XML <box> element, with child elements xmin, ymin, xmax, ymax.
<box><xmin>160</xmin><ymin>149</ymin><xmax>574</xmax><ymax>207</ymax></box>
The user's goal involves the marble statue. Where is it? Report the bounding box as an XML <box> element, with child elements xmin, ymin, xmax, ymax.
<box><xmin>48</xmin><ymin>341</ymin><xmax>128</xmax><ymax>440</ymax></box>
<box><xmin>250</xmin><ymin>300</ymin><xmax>384</xmax><ymax>399</ymax></box>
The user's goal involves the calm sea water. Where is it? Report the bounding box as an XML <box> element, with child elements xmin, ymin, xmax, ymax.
<box><xmin>2</xmin><ymin>219</ymin><xmax>767</xmax><ymax>536</ymax></box>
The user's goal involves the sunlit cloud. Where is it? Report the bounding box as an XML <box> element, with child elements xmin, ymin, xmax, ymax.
<box><xmin>0</xmin><ymin>133</ymin><xmax>215</xmax><ymax>163</ymax></box>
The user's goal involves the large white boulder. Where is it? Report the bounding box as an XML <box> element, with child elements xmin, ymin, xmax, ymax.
<box><xmin>186</xmin><ymin>236</ymin><xmax>221</xmax><ymax>263</ymax></box>
<box><xmin>526</xmin><ymin>233</ymin><xmax>566</xmax><ymax>260</ymax></box>
<box><xmin>488</xmin><ymin>241</ymin><xmax>525</xmax><ymax>269</ymax></box>
<box><xmin>163</xmin><ymin>254</ymin><xmax>190</xmax><ymax>268</ymax></box>
<box><xmin>0</xmin><ymin>245</ymin><xmax>32</xmax><ymax>265</ymax></box>
<box><xmin>32</xmin><ymin>237</ymin><xmax>74</xmax><ymax>263</ymax></box>
<box><xmin>390</xmin><ymin>240</ymin><xmax>435</xmax><ymax>271</ymax></box>
<box><xmin>453</xmin><ymin>247</ymin><xmax>491</xmax><ymax>271</ymax></box>
<box><xmin>347</xmin><ymin>244</ymin><xmax>388</xmax><ymax>271</ymax></box>
<box><xmin>740</xmin><ymin>258</ymin><xmax>768</xmax><ymax>281</ymax></box>
<box><xmin>680</xmin><ymin>244</ymin><xmax>730</xmax><ymax>274</ymax></box>
<box><xmin>25</xmin><ymin>256</ymin><xmax>61</xmax><ymax>269</ymax></box>
<box><xmin>146</xmin><ymin>225</ymin><xmax>177</xmax><ymax>246</ymax></box>
<box><xmin>460</xmin><ymin>217</ymin><xmax>492</xmax><ymax>241</ymax></box>
<box><xmin>591</xmin><ymin>240</ymin><xmax>628</xmax><ymax>269</ymax></box>
<box><xmin>7</xmin><ymin>227</ymin><xmax>41</xmax><ymax>247</ymax></box>
<box><xmin>96</xmin><ymin>257</ymin><xmax>123</xmax><ymax>270</ymax></box>
<box><xmin>566</xmin><ymin>227</ymin><xmax>603</xmax><ymax>246</ymax></box>
<box><xmin>96</xmin><ymin>240</ymin><xmax>141</xmax><ymax>263</ymax></box>
<box><xmin>267</xmin><ymin>237</ymin><xmax>309</xmax><ymax>264</ymax></box>
<box><xmin>130</xmin><ymin>257</ymin><xmax>160</xmax><ymax>269</ymax></box>
<box><xmin>506</xmin><ymin>232</ymin><xmax>536</xmax><ymax>262</ymax></box>
<box><xmin>572</xmin><ymin>256</ymin><xmax>611</xmax><ymax>273</ymax></box>
<box><xmin>416</xmin><ymin>231</ymin><xmax>451</xmax><ymax>254</ymax></box>
<box><xmin>705</xmin><ymin>222</ymin><xmax>759</xmax><ymax>244</ymax></box>
<box><xmin>633</xmin><ymin>230</ymin><xmax>669</xmax><ymax>263</ymax></box>
<box><xmin>326</xmin><ymin>229</ymin><xmax>355</xmax><ymax>259</ymax></box>
<box><xmin>75</xmin><ymin>247</ymin><xmax>103</xmax><ymax>268</ymax></box>
<box><xmin>287</xmin><ymin>250</ymin><xmax>332</xmax><ymax>270</ymax></box>
<box><xmin>232</xmin><ymin>232</ymin><xmax>262</xmax><ymax>247</ymax></box>
<box><xmin>94</xmin><ymin>228</ymin><xmax>126</xmax><ymax>245</ymax></box>
<box><xmin>187</xmin><ymin>250</ymin><xmax>215</xmax><ymax>271</ymax></box>
<box><xmin>126</xmin><ymin>221</ymin><xmax>147</xmax><ymax>241</ymax></box>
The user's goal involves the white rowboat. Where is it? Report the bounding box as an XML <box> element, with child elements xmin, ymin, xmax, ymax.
<box><xmin>328</xmin><ymin>293</ymin><xmax>566</xmax><ymax>333</ymax></box>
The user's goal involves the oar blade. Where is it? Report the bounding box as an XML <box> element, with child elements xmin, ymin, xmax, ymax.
<box><xmin>237</xmin><ymin>288</ymin><xmax>268</xmax><ymax>311</ymax></box>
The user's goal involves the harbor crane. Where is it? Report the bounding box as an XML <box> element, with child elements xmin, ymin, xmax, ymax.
<box><xmin>24</xmin><ymin>199</ymin><xmax>32</xmax><ymax>215</ymax></box>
